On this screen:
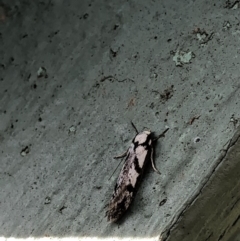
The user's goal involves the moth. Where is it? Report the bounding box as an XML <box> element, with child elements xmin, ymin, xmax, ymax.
<box><xmin>106</xmin><ymin>122</ymin><xmax>169</xmax><ymax>222</ymax></box>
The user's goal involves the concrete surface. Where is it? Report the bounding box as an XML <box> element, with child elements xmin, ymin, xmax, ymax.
<box><xmin>164</xmin><ymin>126</ymin><xmax>240</xmax><ymax>241</ymax></box>
<box><xmin>0</xmin><ymin>0</ymin><xmax>240</xmax><ymax>240</ymax></box>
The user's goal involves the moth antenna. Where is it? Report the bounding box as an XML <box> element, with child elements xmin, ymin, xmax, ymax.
<box><xmin>151</xmin><ymin>147</ymin><xmax>161</xmax><ymax>174</ymax></box>
<box><xmin>108</xmin><ymin>152</ymin><xmax>127</xmax><ymax>180</ymax></box>
<box><xmin>153</xmin><ymin>128</ymin><xmax>169</xmax><ymax>142</ymax></box>
<box><xmin>131</xmin><ymin>121</ymin><xmax>139</xmax><ymax>134</ymax></box>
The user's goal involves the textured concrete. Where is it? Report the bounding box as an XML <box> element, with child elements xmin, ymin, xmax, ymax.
<box><xmin>0</xmin><ymin>0</ymin><xmax>240</xmax><ymax>240</ymax></box>
<box><xmin>163</xmin><ymin>127</ymin><xmax>240</xmax><ymax>241</ymax></box>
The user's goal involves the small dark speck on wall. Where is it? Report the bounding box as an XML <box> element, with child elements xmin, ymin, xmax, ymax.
<box><xmin>83</xmin><ymin>13</ymin><xmax>89</xmax><ymax>19</ymax></box>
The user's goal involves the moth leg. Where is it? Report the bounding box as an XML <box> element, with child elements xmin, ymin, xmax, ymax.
<box><xmin>153</xmin><ymin>128</ymin><xmax>169</xmax><ymax>142</ymax></box>
<box><xmin>109</xmin><ymin>150</ymin><xmax>128</xmax><ymax>180</ymax></box>
<box><xmin>114</xmin><ymin>150</ymin><xmax>128</xmax><ymax>159</ymax></box>
<box><xmin>151</xmin><ymin>147</ymin><xmax>161</xmax><ymax>174</ymax></box>
<box><xmin>131</xmin><ymin>121</ymin><xmax>139</xmax><ymax>134</ymax></box>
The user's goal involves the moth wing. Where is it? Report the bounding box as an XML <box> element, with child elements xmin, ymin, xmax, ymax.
<box><xmin>107</xmin><ymin>149</ymin><xmax>139</xmax><ymax>222</ymax></box>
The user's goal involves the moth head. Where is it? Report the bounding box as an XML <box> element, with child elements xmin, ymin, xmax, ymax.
<box><xmin>134</xmin><ymin>130</ymin><xmax>152</xmax><ymax>145</ymax></box>
<box><xmin>143</xmin><ymin>130</ymin><xmax>151</xmax><ymax>135</ymax></box>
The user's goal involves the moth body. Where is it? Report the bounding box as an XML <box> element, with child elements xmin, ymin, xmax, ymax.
<box><xmin>106</xmin><ymin>125</ymin><xmax>168</xmax><ymax>223</ymax></box>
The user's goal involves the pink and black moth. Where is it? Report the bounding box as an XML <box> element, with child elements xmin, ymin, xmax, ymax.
<box><xmin>106</xmin><ymin>122</ymin><xmax>169</xmax><ymax>222</ymax></box>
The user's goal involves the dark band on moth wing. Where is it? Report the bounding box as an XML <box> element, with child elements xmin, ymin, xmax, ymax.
<box><xmin>133</xmin><ymin>134</ymin><xmax>152</xmax><ymax>150</ymax></box>
<box><xmin>117</xmin><ymin>196</ymin><xmax>128</xmax><ymax>212</ymax></box>
<box><xmin>126</xmin><ymin>184</ymin><xmax>134</xmax><ymax>193</ymax></box>
<box><xmin>142</xmin><ymin>134</ymin><xmax>152</xmax><ymax>148</ymax></box>
<box><xmin>133</xmin><ymin>141</ymin><xmax>139</xmax><ymax>151</ymax></box>
<box><xmin>133</xmin><ymin>156</ymin><xmax>142</xmax><ymax>174</ymax></box>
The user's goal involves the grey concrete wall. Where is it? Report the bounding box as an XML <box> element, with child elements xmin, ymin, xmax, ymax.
<box><xmin>0</xmin><ymin>0</ymin><xmax>240</xmax><ymax>240</ymax></box>
<box><xmin>163</xmin><ymin>127</ymin><xmax>240</xmax><ymax>241</ymax></box>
